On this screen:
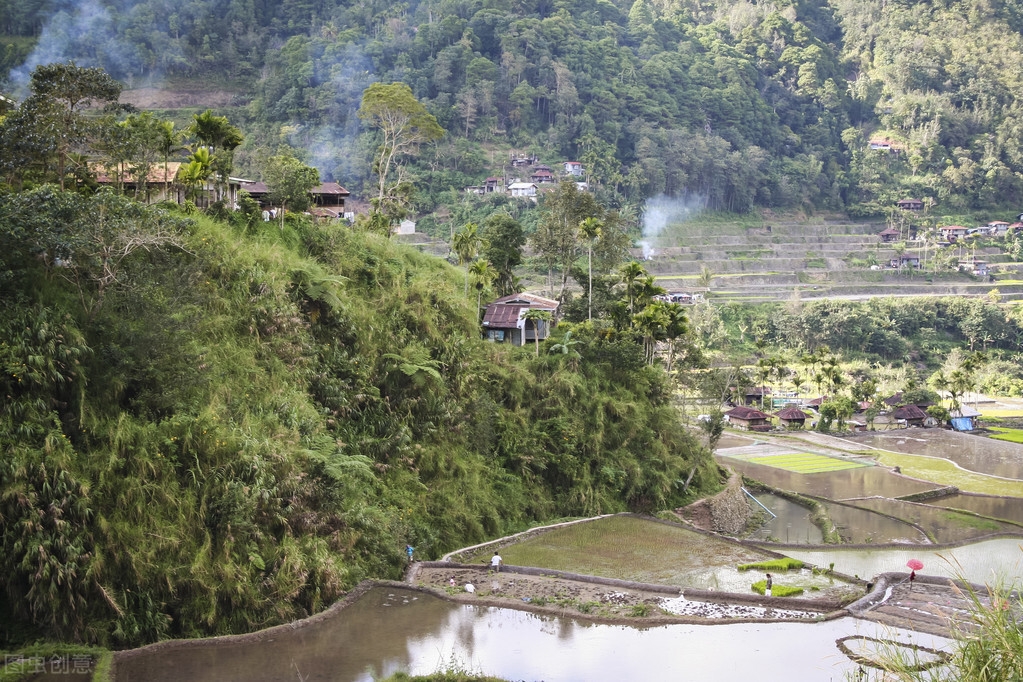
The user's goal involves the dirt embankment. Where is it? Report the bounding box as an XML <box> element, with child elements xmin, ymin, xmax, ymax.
<box><xmin>678</xmin><ymin>466</ymin><xmax>753</xmax><ymax>534</ymax></box>
<box><xmin>119</xmin><ymin>88</ymin><xmax>244</xmax><ymax>109</ymax></box>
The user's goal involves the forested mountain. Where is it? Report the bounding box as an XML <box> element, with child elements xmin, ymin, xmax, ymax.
<box><xmin>5</xmin><ymin>0</ymin><xmax>1023</xmax><ymax>214</ymax></box>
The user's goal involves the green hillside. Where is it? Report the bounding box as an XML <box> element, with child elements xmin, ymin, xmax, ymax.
<box><xmin>7</xmin><ymin>0</ymin><xmax>1023</xmax><ymax>214</ymax></box>
<box><xmin>0</xmin><ymin>189</ymin><xmax>715</xmax><ymax>646</ymax></box>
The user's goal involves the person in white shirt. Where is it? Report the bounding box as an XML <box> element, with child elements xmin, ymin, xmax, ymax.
<box><xmin>491</xmin><ymin>551</ymin><xmax>503</xmax><ymax>572</ymax></box>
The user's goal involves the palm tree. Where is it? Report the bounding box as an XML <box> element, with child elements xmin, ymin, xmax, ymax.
<box><xmin>663</xmin><ymin>303</ymin><xmax>688</xmax><ymax>372</ymax></box>
<box><xmin>619</xmin><ymin>261</ymin><xmax>646</xmax><ymax>316</ymax></box>
<box><xmin>469</xmin><ymin>259</ymin><xmax>498</xmax><ymax>320</ymax></box>
<box><xmin>156</xmin><ymin>120</ymin><xmax>184</xmax><ymax>201</ymax></box>
<box><xmin>179</xmin><ymin>149</ymin><xmax>213</xmax><ymax>205</ymax></box>
<box><xmin>522</xmin><ymin>308</ymin><xmax>553</xmax><ymax>356</ymax></box>
<box><xmin>188</xmin><ymin>109</ymin><xmax>243</xmax><ymax>201</ymax></box>
<box><xmin>453</xmin><ymin>222</ymin><xmax>483</xmax><ymax>299</ymax></box>
<box><xmin>635</xmin><ymin>275</ymin><xmax>666</xmax><ymax>310</ymax></box>
<box><xmin>633</xmin><ymin>303</ymin><xmax>667</xmax><ymax>365</ymax></box>
<box><xmin>578</xmin><ymin>217</ymin><xmax>602</xmax><ymax>322</ymax></box>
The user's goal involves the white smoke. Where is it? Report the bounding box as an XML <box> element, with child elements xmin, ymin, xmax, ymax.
<box><xmin>6</xmin><ymin>0</ymin><xmax>179</xmax><ymax>95</ymax></box>
<box><xmin>639</xmin><ymin>194</ymin><xmax>704</xmax><ymax>259</ymax></box>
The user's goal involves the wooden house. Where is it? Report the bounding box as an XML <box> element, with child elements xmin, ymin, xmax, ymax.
<box><xmin>879</xmin><ymin>227</ymin><xmax>901</xmax><ymax>243</ymax></box>
<box><xmin>775</xmin><ymin>407</ymin><xmax>810</xmax><ymax>430</ymax></box>
<box><xmin>481</xmin><ymin>293</ymin><xmax>558</xmax><ymax>346</ymax></box>
<box><xmin>724</xmin><ymin>406</ymin><xmax>772</xmax><ymax>431</ymax></box>
<box><xmin>739</xmin><ymin>386</ymin><xmax>771</xmax><ymax>407</ymax></box>
<box><xmin>530</xmin><ymin>169</ymin><xmax>555</xmax><ymax>183</ymax></box>
<box><xmin>890</xmin><ymin>254</ymin><xmax>921</xmax><ymax>269</ymax></box>
<box><xmin>896</xmin><ymin>198</ymin><xmax>924</xmax><ymax>211</ymax></box>
<box><xmin>893</xmin><ymin>404</ymin><xmax>928</xmax><ymax>427</ymax></box>
<box><xmin>940</xmin><ymin>226</ymin><xmax>971</xmax><ymax>242</ymax></box>
<box><xmin>484</xmin><ymin>177</ymin><xmax>503</xmax><ymax>193</ymax></box>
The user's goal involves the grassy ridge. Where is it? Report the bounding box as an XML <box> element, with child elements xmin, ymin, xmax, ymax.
<box><xmin>0</xmin><ymin>197</ymin><xmax>717</xmax><ymax>646</ymax></box>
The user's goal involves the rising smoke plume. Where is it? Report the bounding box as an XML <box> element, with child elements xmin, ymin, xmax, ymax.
<box><xmin>638</xmin><ymin>194</ymin><xmax>705</xmax><ymax>259</ymax></box>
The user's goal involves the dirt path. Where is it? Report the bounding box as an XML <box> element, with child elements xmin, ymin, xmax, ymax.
<box><xmin>408</xmin><ymin>562</ymin><xmax>842</xmax><ymax>625</ymax></box>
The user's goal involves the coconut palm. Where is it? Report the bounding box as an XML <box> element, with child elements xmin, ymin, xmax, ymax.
<box><xmin>578</xmin><ymin>217</ymin><xmax>602</xmax><ymax>322</ymax></box>
<box><xmin>522</xmin><ymin>308</ymin><xmax>553</xmax><ymax>356</ymax></box>
<box><xmin>453</xmin><ymin>222</ymin><xmax>483</xmax><ymax>299</ymax></box>
<box><xmin>633</xmin><ymin>303</ymin><xmax>668</xmax><ymax>365</ymax></box>
<box><xmin>619</xmin><ymin>260</ymin><xmax>646</xmax><ymax>316</ymax></box>
<box><xmin>156</xmin><ymin>120</ymin><xmax>185</xmax><ymax>200</ymax></box>
<box><xmin>468</xmin><ymin>259</ymin><xmax>498</xmax><ymax>320</ymax></box>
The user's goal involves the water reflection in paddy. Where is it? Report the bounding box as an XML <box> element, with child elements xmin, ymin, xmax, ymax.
<box><xmin>721</xmin><ymin>457</ymin><xmax>935</xmax><ymax>500</ymax></box>
<box><xmin>748</xmin><ymin>493</ymin><xmax>823</xmax><ymax>544</ymax></box>
<box><xmin>851</xmin><ymin>431</ymin><xmax>1023</xmax><ymax>480</ymax></box>
<box><xmin>115</xmin><ymin>587</ymin><xmax>946</xmax><ymax>682</ymax></box>
<box><xmin>931</xmin><ymin>493</ymin><xmax>1023</xmax><ymax>525</ymax></box>
<box><xmin>782</xmin><ymin>538</ymin><xmax>1023</xmax><ymax>584</ymax></box>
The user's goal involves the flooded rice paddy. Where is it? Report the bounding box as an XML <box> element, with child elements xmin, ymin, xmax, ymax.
<box><xmin>499</xmin><ymin>515</ymin><xmax>851</xmax><ymax>597</ymax></box>
<box><xmin>719</xmin><ymin>455</ymin><xmax>936</xmax><ymax>500</ymax></box>
<box><xmin>931</xmin><ymin>493</ymin><xmax>1023</xmax><ymax>525</ymax></box>
<box><xmin>747</xmin><ymin>493</ymin><xmax>824</xmax><ymax>544</ymax></box>
<box><xmin>852</xmin><ymin>497</ymin><xmax>1022</xmax><ymax>543</ymax></box>
<box><xmin>853</xmin><ymin>431</ymin><xmax>1023</xmax><ymax>480</ymax></box>
<box><xmin>823</xmin><ymin>501</ymin><xmax>929</xmax><ymax>545</ymax></box>
<box><xmin>873</xmin><ymin>451</ymin><xmax>1023</xmax><ymax>497</ymax></box>
<box><xmin>782</xmin><ymin>538</ymin><xmax>1023</xmax><ymax>584</ymax></box>
<box><xmin>115</xmin><ymin>586</ymin><xmax>947</xmax><ymax>682</ymax></box>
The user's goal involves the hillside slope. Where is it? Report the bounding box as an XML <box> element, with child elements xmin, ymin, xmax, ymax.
<box><xmin>0</xmin><ymin>190</ymin><xmax>716</xmax><ymax>646</ymax></box>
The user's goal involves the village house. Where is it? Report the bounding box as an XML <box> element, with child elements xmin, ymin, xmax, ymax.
<box><xmin>564</xmin><ymin>161</ymin><xmax>584</xmax><ymax>176</ymax></box>
<box><xmin>890</xmin><ymin>254</ymin><xmax>921</xmax><ymax>269</ymax></box>
<box><xmin>723</xmin><ymin>406</ymin><xmax>772</xmax><ymax>431</ymax></box>
<box><xmin>464</xmin><ymin>185</ymin><xmax>484</xmax><ymax>195</ymax></box>
<box><xmin>91</xmin><ymin>161</ymin><xmax>247</xmax><ymax>207</ymax></box>
<box><xmin>892</xmin><ymin>404</ymin><xmax>928</xmax><ymax>427</ymax></box>
<box><xmin>510</xmin><ymin>154</ymin><xmax>536</xmax><ymax>167</ymax></box>
<box><xmin>775</xmin><ymin>407</ymin><xmax>810</xmax><ymax>430</ymax></box>
<box><xmin>394</xmin><ymin>219</ymin><xmax>416</xmax><ymax>235</ymax></box>
<box><xmin>508</xmin><ymin>182</ymin><xmax>538</xmax><ymax>198</ymax></box>
<box><xmin>958</xmin><ymin>258</ymin><xmax>990</xmax><ymax>277</ymax></box>
<box><xmin>481</xmin><ymin>293</ymin><xmax>559</xmax><ymax>346</ymax></box>
<box><xmin>736</xmin><ymin>386</ymin><xmax>771</xmax><ymax>407</ymax></box>
<box><xmin>949</xmin><ymin>406</ymin><xmax>982</xmax><ymax>432</ymax></box>
<box><xmin>896</xmin><ymin>198</ymin><xmax>924</xmax><ymax>211</ymax></box>
<box><xmin>310</xmin><ymin>182</ymin><xmax>350</xmax><ymax>210</ymax></box>
<box><xmin>879</xmin><ymin>227</ymin><xmax>901</xmax><ymax>243</ymax></box>
<box><xmin>940</xmin><ymin>225</ymin><xmax>971</xmax><ymax>242</ymax></box>
<box><xmin>530</xmin><ymin>169</ymin><xmax>555</xmax><ymax>183</ymax></box>
<box><xmin>985</xmin><ymin>221</ymin><xmax>1010</xmax><ymax>236</ymax></box>
<box><xmin>484</xmin><ymin>177</ymin><xmax>503</xmax><ymax>193</ymax></box>
<box><xmin>869</xmin><ymin>137</ymin><xmax>903</xmax><ymax>153</ymax></box>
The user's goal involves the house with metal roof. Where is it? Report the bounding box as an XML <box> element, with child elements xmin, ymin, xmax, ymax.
<box><xmin>481</xmin><ymin>293</ymin><xmax>558</xmax><ymax>346</ymax></box>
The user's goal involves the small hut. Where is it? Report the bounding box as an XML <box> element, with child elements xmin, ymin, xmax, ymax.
<box><xmin>892</xmin><ymin>404</ymin><xmax>928</xmax><ymax>427</ymax></box>
<box><xmin>775</xmin><ymin>407</ymin><xmax>810</xmax><ymax>430</ymax></box>
<box><xmin>724</xmin><ymin>406</ymin><xmax>772</xmax><ymax>431</ymax></box>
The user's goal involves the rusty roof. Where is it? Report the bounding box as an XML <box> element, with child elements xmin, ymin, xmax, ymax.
<box><xmin>725</xmin><ymin>406</ymin><xmax>771</xmax><ymax>420</ymax></box>
<box><xmin>775</xmin><ymin>407</ymin><xmax>809</xmax><ymax>420</ymax></box>
<box><xmin>893</xmin><ymin>404</ymin><xmax>928</xmax><ymax>420</ymax></box>
<box><xmin>91</xmin><ymin>161</ymin><xmax>182</xmax><ymax>184</ymax></box>
<box><xmin>310</xmin><ymin>182</ymin><xmax>349</xmax><ymax>196</ymax></box>
<box><xmin>482</xmin><ymin>304</ymin><xmax>528</xmax><ymax>328</ymax></box>
<box><xmin>492</xmin><ymin>293</ymin><xmax>558</xmax><ymax>308</ymax></box>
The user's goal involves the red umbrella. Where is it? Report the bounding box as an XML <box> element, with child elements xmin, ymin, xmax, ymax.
<box><xmin>907</xmin><ymin>559</ymin><xmax>924</xmax><ymax>571</ymax></box>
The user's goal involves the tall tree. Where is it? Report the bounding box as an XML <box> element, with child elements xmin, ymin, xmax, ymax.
<box><xmin>619</xmin><ymin>261</ymin><xmax>646</xmax><ymax>317</ymax></box>
<box><xmin>452</xmin><ymin>222</ymin><xmax>483</xmax><ymax>299</ymax></box>
<box><xmin>531</xmin><ymin>182</ymin><xmax>602</xmax><ymax>300</ymax></box>
<box><xmin>357</xmin><ymin>82</ymin><xmax>444</xmax><ymax>216</ymax></box>
<box><xmin>578</xmin><ymin>217</ymin><xmax>602</xmax><ymax>322</ymax></box>
<box><xmin>468</xmin><ymin>259</ymin><xmax>497</xmax><ymax>320</ymax></box>
<box><xmin>522</xmin><ymin>308</ymin><xmax>553</xmax><ymax>356</ymax></box>
<box><xmin>480</xmin><ymin>213</ymin><xmax>525</xmax><ymax>296</ymax></box>
<box><xmin>0</xmin><ymin>62</ymin><xmax>121</xmax><ymax>189</ymax></box>
<box><xmin>262</xmin><ymin>152</ymin><xmax>320</xmax><ymax>228</ymax></box>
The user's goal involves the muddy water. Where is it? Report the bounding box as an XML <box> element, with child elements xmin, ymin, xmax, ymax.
<box><xmin>114</xmin><ymin>587</ymin><xmax>945</xmax><ymax>682</ymax></box>
<box><xmin>721</xmin><ymin>457</ymin><xmax>935</xmax><ymax>500</ymax></box>
<box><xmin>853</xmin><ymin>431</ymin><xmax>1023</xmax><ymax>480</ymax></box>
<box><xmin>929</xmin><ymin>493</ymin><xmax>1023</xmax><ymax>525</ymax></box>
<box><xmin>824</xmin><ymin>502</ymin><xmax>928</xmax><ymax>545</ymax></box>
<box><xmin>855</xmin><ymin>497</ymin><xmax>1023</xmax><ymax>543</ymax></box>
<box><xmin>783</xmin><ymin>538</ymin><xmax>1023</xmax><ymax>584</ymax></box>
<box><xmin>748</xmin><ymin>493</ymin><xmax>824</xmax><ymax>544</ymax></box>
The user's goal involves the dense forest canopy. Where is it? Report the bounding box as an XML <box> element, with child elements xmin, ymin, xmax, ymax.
<box><xmin>5</xmin><ymin>0</ymin><xmax>1023</xmax><ymax>214</ymax></box>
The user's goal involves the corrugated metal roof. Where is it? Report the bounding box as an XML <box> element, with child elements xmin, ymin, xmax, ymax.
<box><xmin>482</xmin><ymin>303</ymin><xmax>528</xmax><ymax>328</ymax></box>
<box><xmin>310</xmin><ymin>182</ymin><xmax>349</xmax><ymax>196</ymax></box>
<box><xmin>725</xmin><ymin>406</ymin><xmax>770</xmax><ymax>420</ymax></box>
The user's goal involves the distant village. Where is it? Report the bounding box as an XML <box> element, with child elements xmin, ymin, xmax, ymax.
<box><xmin>463</xmin><ymin>155</ymin><xmax>588</xmax><ymax>200</ymax></box>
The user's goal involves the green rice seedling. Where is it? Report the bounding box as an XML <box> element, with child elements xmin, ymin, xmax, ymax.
<box><xmin>737</xmin><ymin>558</ymin><xmax>805</xmax><ymax>572</ymax></box>
<box><xmin>751</xmin><ymin>581</ymin><xmax>803</xmax><ymax>597</ymax></box>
